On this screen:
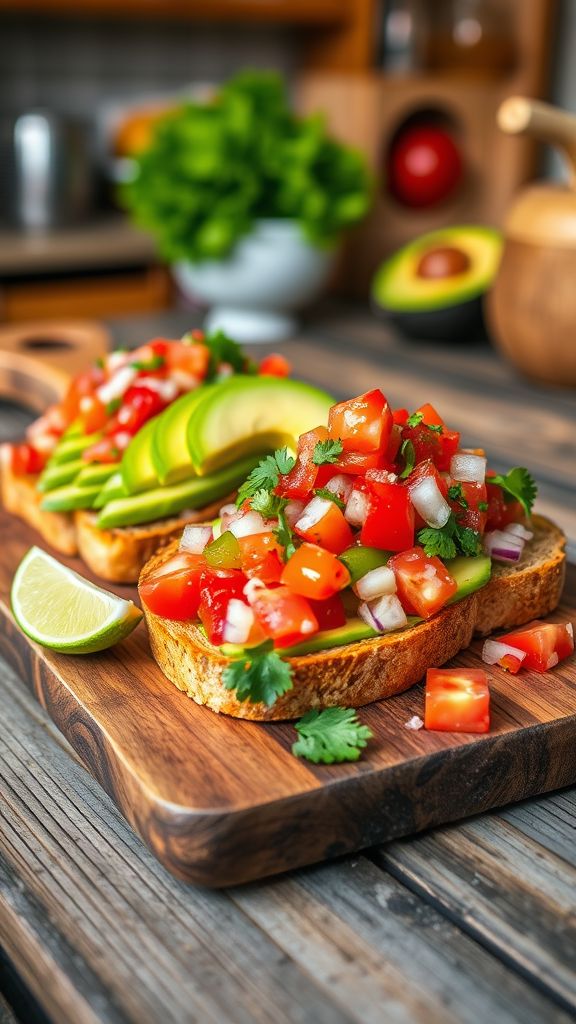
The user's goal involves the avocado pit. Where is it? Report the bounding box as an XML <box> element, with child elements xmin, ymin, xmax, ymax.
<box><xmin>416</xmin><ymin>246</ymin><xmax>471</xmax><ymax>280</ymax></box>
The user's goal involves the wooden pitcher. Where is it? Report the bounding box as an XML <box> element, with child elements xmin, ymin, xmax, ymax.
<box><xmin>487</xmin><ymin>97</ymin><xmax>576</xmax><ymax>386</ymax></box>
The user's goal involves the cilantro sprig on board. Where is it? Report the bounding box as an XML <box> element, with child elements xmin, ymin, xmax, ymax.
<box><xmin>292</xmin><ymin>707</ymin><xmax>373</xmax><ymax>764</ymax></box>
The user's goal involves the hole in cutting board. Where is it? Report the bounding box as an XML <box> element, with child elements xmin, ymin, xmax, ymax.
<box><xmin>19</xmin><ymin>337</ymin><xmax>75</xmax><ymax>351</ymax></box>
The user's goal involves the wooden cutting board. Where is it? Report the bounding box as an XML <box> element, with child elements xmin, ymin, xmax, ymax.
<box><xmin>1</xmin><ymin>507</ymin><xmax>575</xmax><ymax>888</ymax></box>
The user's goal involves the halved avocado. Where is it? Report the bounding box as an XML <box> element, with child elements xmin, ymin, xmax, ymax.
<box><xmin>187</xmin><ymin>376</ymin><xmax>334</xmax><ymax>475</ymax></box>
<box><xmin>150</xmin><ymin>386</ymin><xmax>213</xmax><ymax>486</ymax></box>
<box><xmin>372</xmin><ymin>225</ymin><xmax>502</xmax><ymax>341</ymax></box>
<box><xmin>96</xmin><ymin>454</ymin><xmax>261</xmax><ymax>530</ymax></box>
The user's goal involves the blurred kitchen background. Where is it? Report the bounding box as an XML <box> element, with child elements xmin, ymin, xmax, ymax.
<box><xmin>0</xmin><ymin>0</ymin><xmax>573</xmax><ymax>336</ymax></box>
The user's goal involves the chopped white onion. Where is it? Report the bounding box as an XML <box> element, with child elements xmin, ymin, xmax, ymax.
<box><xmin>409</xmin><ymin>476</ymin><xmax>451</xmax><ymax>529</ymax></box>
<box><xmin>222</xmin><ymin>599</ymin><xmax>255</xmax><ymax>644</ymax></box>
<box><xmin>106</xmin><ymin>350</ymin><xmax>130</xmax><ymax>372</ymax></box>
<box><xmin>358</xmin><ymin>594</ymin><xmax>407</xmax><ymax>633</ymax></box>
<box><xmin>243</xmin><ymin>578</ymin><xmax>266</xmax><ymax>604</ymax></box>
<box><xmin>295</xmin><ymin>497</ymin><xmax>331</xmax><ymax>534</ymax></box>
<box><xmin>503</xmin><ymin>522</ymin><xmax>533</xmax><ymax>542</ymax></box>
<box><xmin>345</xmin><ymin>488</ymin><xmax>370</xmax><ymax>527</ymax></box>
<box><xmin>284</xmin><ymin>499</ymin><xmax>306</xmax><ymax>528</ymax></box>
<box><xmin>179</xmin><ymin>524</ymin><xmax>213</xmax><ymax>553</ymax></box>
<box><xmin>482</xmin><ymin>638</ymin><xmax>526</xmax><ymax>666</ymax></box>
<box><xmin>354</xmin><ymin>566</ymin><xmax>396</xmax><ymax>602</ymax></box>
<box><xmin>170</xmin><ymin>369</ymin><xmax>200</xmax><ymax>392</ymax></box>
<box><xmin>450</xmin><ymin>452</ymin><xmax>487</xmax><ymax>484</ymax></box>
<box><xmin>219</xmin><ymin>503</ymin><xmax>239</xmax><ymax>531</ymax></box>
<box><xmin>96</xmin><ymin>365</ymin><xmax>137</xmax><ymax>405</ymax></box>
<box><xmin>137</xmin><ymin>376</ymin><xmax>179</xmax><ymax>402</ymax></box>
<box><xmin>484</xmin><ymin>529</ymin><xmax>525</xmax><ymax>563</ymax></box>
<box><xmin>324</xmin><ymin>474</ymin><xmax>353</xmax><ymax>502</ymax></box>
<box><xmin>405</xmin><ymin>715</ymin><xmax>424</xmax><ymax>731</ymax></box>
<box><xmin>228</xmin><ymin>510</ymin><xmax>269</xmax><ymax>538</ymax></box>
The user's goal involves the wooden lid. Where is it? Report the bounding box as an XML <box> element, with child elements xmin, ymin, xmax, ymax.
<box><xmin>505</xmin><ymin>184</ymin><xmax>576</xmax><ymax>248</ymax></box>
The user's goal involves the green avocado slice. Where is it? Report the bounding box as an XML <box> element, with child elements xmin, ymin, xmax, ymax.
<box><xmin>186</xmin><ymin>375</ymin><xmax>334</xmax><ymax>475</ymax></box>
<box><xmin>38</xmin><ymin>457</ymin><xmax>84</xmax><ymax>492</ymax></box>
<box><xmin>93</xmin><ymin>472</ymin><xmax>126</xmax><ymax>509</ymax></box>
<box><xmin>75</xmin><ymin>462</ymin><xmax>118</xmax><ymax>488</ymax></box>
<box><xmin>150</xmin><ymin>386</ymin><xmax>213</xmax><ymax>486</ymax></box>
<box><xmin>120</xmin><ymin>415</ymin><xmax>163</xmax><ymax>495</ymax></box>
<box><xmin>40</xmin><ymin>482</ymin><xmax>103</xmax><ymax>512</ymax></box>
<box><xmin>47</xmin><ymin>430</ymin><xmax>102</xmax><ymax>466</ymax></box>
<box><xmin>96</xmin><ymin>454</ymin><xmax>262</xmax><ymax>530</ymax></box>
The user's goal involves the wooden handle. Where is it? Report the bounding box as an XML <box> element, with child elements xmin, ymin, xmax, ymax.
<box><xmin>0</xmin><ymin>320</ymin><xmax>110</xmax><ymax>415</ymax></box>
<box><xmin>498</xmin><ymin>96</ymin><xmax>576</xmax><ymax>185</ymax></box>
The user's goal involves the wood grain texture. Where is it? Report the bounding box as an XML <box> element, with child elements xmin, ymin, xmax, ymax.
<box><xmin>0</xmin><ymin>506</ymin><xmax>574</xmax><ymax>886</ymax></box>
<box><xmin>0</xmin><ymin>657</ymin><xmax>573</xmax><ymax>1024</ymax></box>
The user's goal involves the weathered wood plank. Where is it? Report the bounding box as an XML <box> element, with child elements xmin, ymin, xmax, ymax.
<box><xmin>375</xmin><ymin>809</ymin><xmax>576</xmax><ymax>1012</ymax></box>
<box><xmin>500</xmin><ymin>789</ymin><xmax>576</xmax><ymax>868</ymax></box>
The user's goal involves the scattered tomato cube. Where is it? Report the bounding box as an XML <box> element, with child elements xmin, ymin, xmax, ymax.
<box><xmin>258</xmin><ymin>353</ymin><xmax>291</xmax><ymax>377</ymax></box>
<box><xmin>497</xmin><ymin>621</ymin><xmax>574</xmax><ymax>672</ymax></box>
<box><xmin>425</xmin><ymin>668</ymin><xmax>490</xmax><ymax>733</ymax></box>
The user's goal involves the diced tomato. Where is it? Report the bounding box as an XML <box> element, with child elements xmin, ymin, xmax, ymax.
<box><xmin>114</xmin><ymin>385</ymin><xmax>167</xmax><ymax>434</ymax></box>
<box><xmin>328</xmin><ymin>389</ymin><xmax>392</xmax><ymax>454</ymax></box>
<box><xmin>139</xmin><ymin>552</ymin><xmax>206</xmax><ymax>620</ymax></box>
<box><xmin>309</xmin><ymin>593</ymin><xmax>347</xmax><ymax>631</ymax></box>
<box><xmin>79</xmin><ymin>395</ymin><xmax>108</xmax><ymax>434</ymax></box>
<box><xmin>415</xmin><ymin>402</ymin><xmax>444</xmax><ymax>428</ymax></box>
<box><xmin>450</xmin><ymin>480</ymin><xmax>487</xmax><ymax>533</ymax></box>
<box><xmin>249</xmin><ymin>586</ymin><xmax>319</xmax><ymax>645</ymax></box>
<box><xmin>331</xmin><ymin>448</ymin><xmax>392</xmax><ymax>477</ymax></box>
<box><xmin>407</xmin><ymin>458</ymin><xmax>449</xmax><ymax>499</ymax></box>
<box><xmin>281</xmin><ymin>543</ymin><xmax>350</xmax><ymax>601</ymax></box>
<box><xmin>436</xmin><ymin>429</ymin><xmax>461</xmax><ymax>472</ymax></box>
<box><xmin>294</xmin><ymin>497</ymin><xmax>355</xmax><ymax>554</ymax></box>
<box><xmin>276</xmin><ymin>426</ymin><xmax>327</xmax><ymax>500</ymax></box>
<box><xmin>258</xmin><ymin>353</ymin><xmax>291</xmax><ymax>377</ymax></box>
<box><xmin>386</xmin><ymin>424</ymin><xmax>403</xmax><ymax>463</ymax></box>
<box><xmin>166</xmin><ymin>339</ymin><xmax>211</xmax><ymax>380</ymax></box>
<box><xmin>83</xmin><ymin>432</ymin><xmax>130</xmax><ymax>463</ymax></box>
<box><xmin>485</xmin><ymin>479</ymin><xmax>524</xmax><ymax>530</ymax></box>
<box><xmin>425</xmin><ymin>668</ymin><xmax>490</xmax><ymax>733</ymax></box>
<box><xmin>497</xmin><ymin>621</ymin><xmax>574</xmax><ymax>672</ymax></box>
<box><xmin>392</xmin><ymin>408</ymin><xmax>409</xmax><ymax>426</ymax></box>
<box><xmin>238</xmin><ymin>532</ymin><xmax>284</xmax><ymax>583</ymax></box>
<box><xmin>361</xmin><ymin>482</ymin><xmax>415</xmax><ymax>552</ymax></box>
<box><xmin>60</xmin><ymin>366</ymin><xmax>106</xmax><ymax>427</ymax></box>
<box><xmin>388</xmin><ymin>546</ymin><xmax>457</xmax><ymax>618</ymax></box>
<box><xmin>10</xmin><ymin>442</ymin><xmax>46</xmax><ymax>475</ymax></box>
<box><xmin>401</xmin><ymin>422</ymin><xmax>441</xmax><ymax>467</ymax></box>
<box><xmin>198</xmin><ymin>568</ymin><xmax>248</xmax><ymax>645</ymax></box>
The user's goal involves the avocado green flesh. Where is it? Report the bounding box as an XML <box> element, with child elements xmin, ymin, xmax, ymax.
<box><xmin>38</xmin><ymin>457</ymin><xmax>84</xmax><ymax>492</ymax></box>
<box><xmin>48</xmin><ymin>430</ymin><xmax>102</xmax><ymax>465</ymax></box>
<box><xmin>151</xmin><ymin>387</ymin><xmax>212</xmax><ymax>485</ymax></box>
<box><xmin>41</xmin><ymin>482</ymin><xmax>103</xmax><ymax>512</ymax></box>
<box><xmin>75</xmin><ymin>462</ymin><xmax>118</xmax><ymax>487</ymax></box>
<box><xmin>187</xmin><ymin>375</ymin><xmax>334</xmax><ymax>474</ymax></box>
<box><xmin>372</xmin><ymin>226</ymin><xmax>502</xmax><ymax>313</ymax></box>
<box><xmin>96</xmin><ymin>454</ymin><xmax>261</xmax><ymax>529</ymax></box>
<box><xmin>121</xmin><ymin>416</ymin><xmax>163</xmax><ymax>495</ymax></box>
<box><xmin>93</xmin><ymin>471</ymin><xmax>126</xmax><ymax>509</ymax></box>
<box><xmin>219</xmin><ymin>554</ymin><xmax>491</xmax><ymax>659</ymax></box>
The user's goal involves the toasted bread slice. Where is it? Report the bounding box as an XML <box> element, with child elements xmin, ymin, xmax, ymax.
<box><xmin>75</xmin><ymin>494</ymin><xmax>234</xmax><ymax>583</ymax></box>
<box><xmin>0</xmin><ymin>446</ymin><xmax>78</xmax><ymax>556</ymax></box>
<box><xmin>139</xmin><ymin>515</ymin><xmax>567</xmax><ymax>721</ymax></box>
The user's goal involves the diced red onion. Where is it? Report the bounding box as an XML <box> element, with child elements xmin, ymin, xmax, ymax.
<box><xmin>409</xmin><ymin>476</ymin><xmax>451</xmax><ymax>529</ymax></box>
<box><xmin>345</xmin><ymin>488</ymin><xmax>369</xmax><ymax>527</ymax></box>
<box><xmin>404</xmin><ymin>715</ymin><xmax>424</xmax><ymax>731</ymax></box>
<box><xmin>222</xmin><ymin>599</ymin><xmax>255</xmax><ymax>644</ymax></box>
<box><xmin>483</xmin><ymin>529</ymin><xmax>525</xmax><ymax>563</ymax></box>
<box><xmin>96</xmin><ymin>365</ymin><xmax>137</xmax><ymax>405</ymax></box>
<box><xmin>295</xmin><ymin>497</ymin><xmax>331</xmax><ymax>534</ymax></box>
<box><xmin>358</xmin><ymin>594</ymin><xmax>407</xmax><ymax>633</ymax></box>
<box><xmin>450</xmin><ymin>452</ymin><xmax>487</xmax><ymax>484</ymax></box>
<box><xmin>503</xmin><ymin>522</ymin><xmax>533</xmax><ymax>542</ymax></box>
<box><xmin>228</xmin><ymin>510</ymin><xmax>269</xmax><ymax>538</ymax></box>
<box><xmin>179</xmin><ymin>524</ymin><xmax>213</xmax><ymax>553</ymax></box>
<box><xmin>354</xmin><ymin>566</ymin><xmax>396</xmax><ymax>601</ymax></box>
<box><xmin>482</xmin><ymin>638</ymin><xmax>526</xmax><ymax>666</ymax></box>
<box><xmin>284</xmin><ymin>499</ymin><xmax>305</xmax><ymax>528</ymax></box>
<box><xmin>324</xmin><ymin>474</ymin><xmax>353</xmax><ymax>502</ymax></box>
<box><xmin>243</xmin><ymin>577</ymin><xmax>266</xmax><ymax>604</ymax></box>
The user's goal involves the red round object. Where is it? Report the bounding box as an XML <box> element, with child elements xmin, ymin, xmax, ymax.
<box><xmin>389</xmin><ymin>125</ymin><xmax>463</xmax><ymax>208</ymax></box>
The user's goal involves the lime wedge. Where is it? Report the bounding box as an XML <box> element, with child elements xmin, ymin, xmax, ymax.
<box><xmin>11</xmin><ymin>547</ymin><xmax>142</xmax><ymax>654</ymax></box>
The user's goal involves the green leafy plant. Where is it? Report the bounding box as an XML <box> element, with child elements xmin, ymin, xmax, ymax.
<box><xmin>292</xmin><ymin>707</ymin><xmax>373</xmax><ymax>764</ymax></box>
<box><xmin>123</xmin><ymin>70</ymin><xmax>372</xmax><ymax>263</ymax></box>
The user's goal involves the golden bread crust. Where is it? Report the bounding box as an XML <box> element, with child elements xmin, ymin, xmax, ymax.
<box><xmin>139</xmin><ymin>515</ymin><xmax>566</xmax><ymax>721</ymax></box>
<box><xmin>0</xmin><ymin>447</ymin><xmax>78</xmax><ymax>555</ymax></box>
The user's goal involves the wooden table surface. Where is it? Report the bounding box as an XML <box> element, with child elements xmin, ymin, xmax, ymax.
<box><xmin>0</xmin><ymin>303</ymin><xmax>575</xmax><ymax>1024</ymax></box>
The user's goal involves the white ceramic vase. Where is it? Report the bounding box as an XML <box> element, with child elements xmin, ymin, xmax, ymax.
<box><xmin>173</xmin><ymin>219</ymin><xmax>337</xmax><ymax>344</ymax></box>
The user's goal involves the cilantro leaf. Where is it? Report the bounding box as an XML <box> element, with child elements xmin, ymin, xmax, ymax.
<box><xmin>235</xmin><ymin>448</ymin><xmax>296</xmax><ymax>507</ymax></box>
<box><xmin>250</xmin><ymin>490</ymin><xmax>286</xmax><ymax>517</ymax></box>
<box><xmin>274</xmin><ymin>507</ymin><xmax>296</xmax><ymax>560</ymax></box>
<box><xmin>478</xmin><ymin>501</ymin><xmax>488</xmax><ymax>512</ymax></box>
<box><xmin>203</xmin><ymin>329</ymin><xmax>249</xmax><ymax>380</ymax></box>
<box><xmin>314</xmin><ymin>487</ymin><xmax>345</xmax><ymax>511</ymax></box>
<box><xmin>448</xmin><ymin>483</ymin><xmax>468</xmax><ymax>509</ymax></box>
<box><xmin>399</xmin><ymin>439</ymin><xmax>416</xmax><ymax>480</ymax></box>
<box><xmin>489</xmin><ymin>467</ymin><xmax>537</xmax><ymax>518</ymax></box>
<box><xmin>454</xmin><ymin>523</ymin><xmax>482</xmax><ymax>556</ymax></box>
<box><xmin>223</xmin><ymin>641</ymin><xmax>293</xmax><ymax>707</ymax></box>
<box><xmin>313</xmin><ymin>438</ymin><xmax>343</xmax><ymax>466</ymax></box>
<box><xmin>406</xmin><ymin>412</ymin><xmax>423</xmax><ymax>427</ymax></box>
<box><xmin>417</xmin><ymin>525</ymin><xmax>457</xmax><ymax>560</ymax></box>
<box><xmin>292</xmin><ymin>707</ymin><xmax>373</xmax><ymax>764</ymax></box>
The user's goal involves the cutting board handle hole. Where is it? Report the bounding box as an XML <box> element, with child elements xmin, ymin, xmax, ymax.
<box><xmin>19</xmin><ymin>337</ymin><xmax>75</xmax><ymax>352</ymax></box>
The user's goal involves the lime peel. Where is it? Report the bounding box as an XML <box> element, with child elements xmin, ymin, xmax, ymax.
<box><xmin>11</xmin><ymin>546</ymin><xmax>142</xmax><ymax>654</ymax></box>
